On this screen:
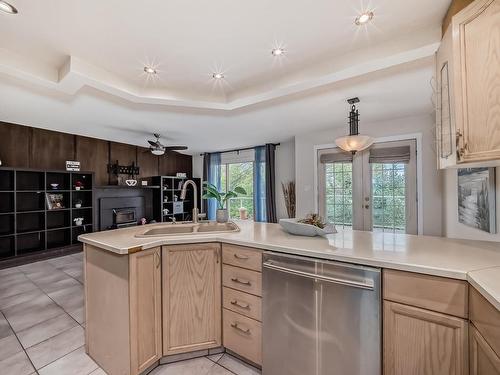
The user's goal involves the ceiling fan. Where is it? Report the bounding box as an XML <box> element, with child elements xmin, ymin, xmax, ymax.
<box><xmin>147</xmin><ymin>133</ymin><xmax>188</xmax><ymax>156</ymax></box>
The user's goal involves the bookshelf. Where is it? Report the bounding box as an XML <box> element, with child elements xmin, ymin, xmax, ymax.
<box><xmin>152</xmin><ymin>176</ymin><xmax>201</xmax><ymax>222</ymax></box>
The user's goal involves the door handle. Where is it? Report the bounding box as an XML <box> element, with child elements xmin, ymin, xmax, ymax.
<box><xmin>263</xmin><ymin>262</ymin><xmax>374</xmax><ymax>290</ymax></box>
<box><xmin>231</xmin><ymin>277</ymin><xmax>251</xmax><ymax>286</ymax></box>
<box><xmin>231</xmin><ymin>322</ymin><xmax>251</xmax><ymax>334</ymax></box>
<box><xmin>230</xmin><ymin>300</ymin><xmax>250</xmax><ymax>309</ymax></box>
<box><xmin>234</xmin><ymin>253</ymin><xmax>249</xmax><ymax>260</ymax></box>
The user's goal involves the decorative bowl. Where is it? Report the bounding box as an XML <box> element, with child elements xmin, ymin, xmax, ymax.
<box><xmin>125</xmin><ymin>179</ymin><xmax>137</xmax><ymax>187</ymax></box>
<box><xmin>279</xmin><ymin>218</ymin><xmax>337</xmax><ymax>237</ymax></box>
<box><xmin>50</xmin><ymin>183</ymin><xmax>59</xmax><ymax>189</ymax></box>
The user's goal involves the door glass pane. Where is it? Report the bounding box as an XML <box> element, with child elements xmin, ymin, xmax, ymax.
<box><xmin>372</xmin><ymin>162</ymin><xmax>406</xmax><ymax>233</ymax></box>
<box><xmin>325</xmin><ymin>162</ymin><xmax>352</xmax><ymax>229</ymax></box>
<box><xmin>226</xmin><ymin>162</ymin><xmax>254</xmax><ymax>220</ymax></box>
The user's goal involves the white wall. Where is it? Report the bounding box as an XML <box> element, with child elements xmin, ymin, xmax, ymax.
<box><xmin>191</xmin><ymin>141</ymin><xmax>296</xmax><ymax>220</ymax></box>
<box><xmin>443</xmin><ymin>167</ymin><xmax>500</xmax><ymax>241</ymax></box>
<box><xmin>294</xmin><ymin>114</ymin><xmax>443</xmax><ymax>236</ymax></box>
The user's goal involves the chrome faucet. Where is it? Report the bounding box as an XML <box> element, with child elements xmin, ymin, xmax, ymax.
<box><xmin>180</xmin><ymin>180</ymin><xmax>199</xmax><ymax>224</ymax></box>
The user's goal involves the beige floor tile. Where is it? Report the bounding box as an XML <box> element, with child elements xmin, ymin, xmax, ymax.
<box><xmin>48</xmin><ymin>285</ymin><xmax>84</xmax><ymax>312</ymax></box>
<box><xmin>88</xmin><ymin>368</ymin><xmax>107</xmax><ymax>375</ymax></box>
<box><xmin>26</xmin><ymin>325</ymin><xmax>84</xmax><ymax>369</ymax></box>
<box><xmin>0</xmin><ymin>278</ymin><xmax>38</xmax><ymax>299</ymax></box>
<box><xmin>207</xmin><ymin>353</ymin><xmax>224</xmax><ymax>363</ymax></box>
<box><xmin>19</xmin><ymin>261</ymin><xmax>57</xmax><ymax>276</ymax></box>
<box><xmin>0</xmin><ymin>271</ymin><xmax>29</xmax><ymax>286</ymax></box>
<box><xmin>48</xmin><ymin>255</ymin><xmax>80</xmax><ymax>269</ymax></box>
<box><xmin>0</xmin><ymin>287</ymin><xmax>45</xmax><ymax>311</ymax></box>
<box><xmin>0</xmin><ymin>267</ymin><xmax>20</xmax><ymax>277</ymax></box>
<box><xmin>67</xmin><ymin>306</ymin><xmax>85</xmax><ymax>324</ymax></box>
<box><xmin>151</xmin><ymin>357</ymin><xmax>216</xmax><ymax>375</ymax></box>
<box><xmin>0</xmin><ymin>312</ymin><xmax>13</xmax><ymax>339</ymax></box>
<box><xmin>71</xmin><ymin>252</ymin><xmax>84</xmax><ymax>261</ymax></box>
<box><xmin>39</xmin><ymin>277</ymin><xmax>81</xmax><ymax>294</ymax></box>
<box><xmin>17</xmin><ymin>312</ymin><xmax>78</xmax><ymax>349</ymax></box>
<box><xmin>207</xmin><ymin>364</ymin><xmax>234</xmax><ymax>375</ymax></box>
<box><xmin>25</xmin><ymin>269</ymin><xmax>69</xmax><ymax>284</ymax></box>
<box><xmin>3</xmin><ymin>294</ymin><xmax>64</xmax><ymax>332</ymax></box>
<box><xmin>0</xmin><ymin>350</ymin><xmax>35</xmax><ymax>375</ymax></box>
<box><xmin>38</xmin><ymin>346</ymin><xmax>98</xmax><ymax>375</ymax></box>
<box><xmin>0</xmin><ymin>334</ymin><xmax>24</xmax><ymax>361</ymax></box>
<box><xmin>60</xmin><ymin>264</ymin><xmax>83</xmax><ymax>279</ymax></box>
<box><xmin>218</xmin><ymin>354</ymin><xmax>261</xmax><ymax>375</ymax></box>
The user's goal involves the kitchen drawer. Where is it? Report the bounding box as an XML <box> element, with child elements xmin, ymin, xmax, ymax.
<box><xmin>470</xmin><ymin>286</ymin><xmax>500</xmax><ymax>357</ymax></box>
<box><xmin>222</xmin><ymin>244</ymin><xmax>262</xmax><ymax>272</ymax></box>
<box><xmin>223</xmin><ymin>308</ymin><xmax>262</xmax><ymax>365</ymax></box>
<box><xmin>223</xmin><ymin>287</ymin><xmax>262</xmax><ymax>322</ymax></box>
<box><xmin>383</xmin><ymin>269</ymin><xmax>468</xmax><ymax>318</ymax></box>
<box><xmin>223</xmin><ymin>264</ymin><xmax>262</xmax><ymax>296</ymax></box>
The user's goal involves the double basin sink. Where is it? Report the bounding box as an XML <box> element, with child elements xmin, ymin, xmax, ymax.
<box><xmin>135</xmin><ymin>221</ymin><xmax>239</xmax><ymax>237</ymax></box>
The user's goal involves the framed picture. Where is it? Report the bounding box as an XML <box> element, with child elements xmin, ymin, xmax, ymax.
<box><xmin>46</xmin><ymin>193</ymin><xmax>65</xmax><ymax>210</ymax></box>
<box><xmin>457</xmin><ymin>167</ymin><xmax>496</xmax><ymax>233</ymax></box>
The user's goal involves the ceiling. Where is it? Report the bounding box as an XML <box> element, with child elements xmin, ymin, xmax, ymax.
<box><xmin>0</xmin><ymin>0</ymin><xmax>450</xmax><ymax>152</ymax></box>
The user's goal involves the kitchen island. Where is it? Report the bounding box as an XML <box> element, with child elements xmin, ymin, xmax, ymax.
<box><xmin>79</xmin><ymin>221</ymin><xmax>500</xmax><ymax>375</ymax></box>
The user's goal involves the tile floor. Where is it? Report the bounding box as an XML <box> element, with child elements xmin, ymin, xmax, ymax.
<box><xmin>0</xmin><ymin>253</ymin><xmax>261</xmax><ymax>375</ymax></box>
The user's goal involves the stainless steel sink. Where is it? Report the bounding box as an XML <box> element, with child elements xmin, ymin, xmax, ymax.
<box><xmin>135</xmin><ymin>221</ymin><xmax>239</xmax><ymax>237</ymax></box>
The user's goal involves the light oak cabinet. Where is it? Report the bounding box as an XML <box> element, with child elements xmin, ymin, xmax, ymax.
<box><xmin>162</xmin><ymin>243</ymin><xmax>222</xmax><ymax>355</ymax></box>
<box><xmin>129</xmin><ymin>248</ymin><xmax>162</xmax><ymax>374</ymax></box>
<box><xmin>222</xmin><ymin>244</ymin><xmax>262</xmax><ymax>366</ymax></box>
<box><xmin>383</xmin><ymin>270</ymin><xmax>468</xmax><ymax>375</ymax></box>
<box><xmin>384</xmin><ymin>301</ymin><xmax>468</xmax><ymax>375</ymax></box>
<box><xmin>84</xmin><ymin>245</ymin><xmax>162</xmax><ymax>375</ymax></box>
<box><xmin>470</xmin><ymin>325</ymin><xmax>500</xmax><ymax>374</ymax></box>
<box><xmin>436</xmin><ymin>0</ymin><xmax>500</xmax><ymax>167</ymax></box>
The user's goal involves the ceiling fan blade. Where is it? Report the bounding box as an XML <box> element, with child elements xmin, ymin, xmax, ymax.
<box><xmin>164</xmin><ymin>146</ymin><xmax>188</xmax><ymax>151</ymax></box>
<box><xmin>148</xmin><ymin>140</ymin><xmax>160</xmax><ymax>147</ymax></box>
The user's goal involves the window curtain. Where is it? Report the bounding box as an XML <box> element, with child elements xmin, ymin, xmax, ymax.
<box><xmin>253</xmin><ymin>144</ymin><xmax>277</xmax><ymax>223</ymax></box>
<box><xmin>202</xmin><ymin>152</ymin><xmax>221</xmax><ymax>220</ymax></box>
<box><xmin>253</xmin><ymin>146</ymin><xmax>267</xmax><ymax>222</ymax></box>
<box><xmin>265</xmin><ymin>144</ymin><xmax>277</xmax><ymax>223</ymax></box>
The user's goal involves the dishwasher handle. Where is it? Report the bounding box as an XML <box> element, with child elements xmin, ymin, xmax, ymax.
<box><xmin>263</xmin><ymin>261</ymin><xmax>375</xmax><ymax>291</ymax></box>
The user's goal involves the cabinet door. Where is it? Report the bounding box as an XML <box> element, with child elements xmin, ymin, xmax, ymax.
<box><xmin>470</xmin><ymin>325</ymin><xmax>500</xmax><ymax>375</ymax></box>
<box><xmin>453</xmin><ymin>0</ymin><xmax>500</xmax><ymax>163</ymax></box>
<box><xmin>129</xmin><ymin>247</ymin><xmax>162</xmax><ymax>374</ymax></box>
<box><xmin>435</xmin><ymin>26</ymin><xmax>458</xmax><ymax>169</ymax></box>
<box><xmin>384</xmin><ymin>301</ymin><xmax>468</xmax><ymax>375</ymax></box>
<box><xmin>162</xmin><ymin>243</ymin><xmax>222</xmax><ymax>355</ymax></box>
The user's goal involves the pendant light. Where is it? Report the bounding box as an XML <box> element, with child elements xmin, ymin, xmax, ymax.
<box><xmin>335</xmin><ymin>97</ymin><xmax>374</xmax><ymax>154</ymax></box>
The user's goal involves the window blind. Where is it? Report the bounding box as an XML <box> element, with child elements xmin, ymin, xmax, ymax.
<box><xmin>319</xmin><ymin>151</ymin><xmax>353</xmax><ymax>163</ymax></box>
<box><xmin>369</xmin><ymin>146</ymin><xmax>411</xmax><ymax>164</ymax></box>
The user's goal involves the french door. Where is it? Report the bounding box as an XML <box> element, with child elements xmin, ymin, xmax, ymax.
<box><xmin>318</xmin><ymin>140</ymin><xmax>418</xmax><ymax>234</ymax></box>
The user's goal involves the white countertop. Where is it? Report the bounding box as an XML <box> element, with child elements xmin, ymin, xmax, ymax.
<box><xmin>79</xmin><ymin>221</ymin><xmax>500</xmax><ymax>309</ymax></box>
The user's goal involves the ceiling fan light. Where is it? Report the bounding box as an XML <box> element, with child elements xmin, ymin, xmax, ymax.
<box><xmin>335</xmin><ymin>135</ymin><xmax>374</xmax><ymax>153</ymax></box>
<box><xmin>151</xmin><ymin>148</ymin><xmax>165</xmax><ymax>156</ymax></box>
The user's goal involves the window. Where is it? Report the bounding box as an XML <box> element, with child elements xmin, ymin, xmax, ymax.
<box><xmin>318</xmin><ymin>139</ymin><xmax>418</xmax><ymax>234</ymax></box>
<box><xmin>220</xmin><ymin>162</ymin><xmax>254</xmax><ymax>220</ymax></box>
<box><xmin>324</xmin><ymin>162</ymin><xmax>353</xmax><ymax>229</ymax></box>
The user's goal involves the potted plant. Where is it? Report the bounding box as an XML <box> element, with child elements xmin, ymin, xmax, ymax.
<box><xmin>202</xmin><ymin>182</ymin><xmax>247</xmax><ymax>223</ymax></box>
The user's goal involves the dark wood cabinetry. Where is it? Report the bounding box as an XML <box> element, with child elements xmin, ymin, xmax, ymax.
<box><xmin>75</xmin><ymin>136</ymin><xmax>109</xmax><ymax>186</ymax></box>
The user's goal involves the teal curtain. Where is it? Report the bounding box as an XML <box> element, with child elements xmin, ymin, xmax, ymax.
<box><xmin>254</xmin><ymin>146</ymin><xmax>267</xmax><ymax>222</ymax></box>
<box><xmin>204</xmin><ymin>152</ymin><xmax>221</xmax><ymax>220</ymax></box>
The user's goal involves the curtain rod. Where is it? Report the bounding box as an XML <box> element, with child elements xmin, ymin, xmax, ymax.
<box><xmin>199</xmin><ymin>143</ymin><xmax>280</xmax><ymax>156</ymax></box>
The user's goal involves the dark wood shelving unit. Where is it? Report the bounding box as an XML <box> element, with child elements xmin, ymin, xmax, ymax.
<box><xmin>152</xmin><ymin>176</ymin><xmax>201</xmax><ymax>223</ymax></box>
<box><xmin>0</xmin><ymin>168</ymin><xmax>94</xmax><ymax>261</ymax></box>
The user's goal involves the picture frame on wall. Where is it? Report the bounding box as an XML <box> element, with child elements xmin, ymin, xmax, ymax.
<box><xmin>46</xmin><ymin>193</ymin><xmax>65</xmax><ymax>210</ymax></box>
<box><xmin>457</xmin><ymin>167</ymin><xmax>496</xmax><ymax>234</ymax></box>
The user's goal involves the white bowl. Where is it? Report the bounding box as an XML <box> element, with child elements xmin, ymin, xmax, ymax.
<box><xmin>279</xmin><ymin>218</ymin><xmax>337</xmax><ymax>237</ymax></box>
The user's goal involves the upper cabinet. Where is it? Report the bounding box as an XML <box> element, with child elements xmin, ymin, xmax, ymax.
<box><xmin>436</xmin><ymin>0</ymin><xmax>500</xmax><ymax>168</ymax></box>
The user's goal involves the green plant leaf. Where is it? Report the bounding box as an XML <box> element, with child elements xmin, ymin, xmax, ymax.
<box><xmin>233</xmin><ymin>186</ymin><xmax>247</xmax><ymax>195</ymax></box>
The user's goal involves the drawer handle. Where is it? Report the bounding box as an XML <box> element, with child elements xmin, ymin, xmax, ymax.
<box><xmin>230</xmin><ymin>300</ymin><xmax>250</xmax><ymax>309</ymax></box>
<box><xmin>231</xmin><ymin>277</ymin><xmax>251</xmax><ymax>286</ymax></box>
<box><xmin>234</xmin><ymin>253</ymin><xmax>249</xmax><ymax>260</ymax></box>
<box><xmin>231</xmin><ymin>322</ymin><xmax>250</xmax><ymax>334</ymax></box>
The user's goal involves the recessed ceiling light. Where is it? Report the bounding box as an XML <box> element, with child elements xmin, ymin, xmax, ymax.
<box><xmin>355</xmin><ymin>11</ymin><xmax>374</xmax><ymax>25</ymax></box>
<box><xmin>144</xmin><ymin>66</ymin><xmax>157</xmax><ymax>75</ymax></box>
<box><xmin>271</xmin><ymin>48</ymin><xmax>285</xmax><ymax>56</ymax></box>
<box><xmin>0</xmin><ymin>1</ymin><xmax>18</xmax><ymax>14</ymax></box>
<box><xmin>212</xmin><ymin>72</ymin><xmax>224</xmax><ymax>80</ymax></box>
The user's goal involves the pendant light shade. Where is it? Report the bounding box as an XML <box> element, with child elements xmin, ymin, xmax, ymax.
<box><xmin>335</xmin><ymin>98</ymin><xmax>374</xmax><ymax>154</ymax></box>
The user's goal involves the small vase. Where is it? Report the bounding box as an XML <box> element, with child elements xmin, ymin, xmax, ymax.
<box><xmin>216</xmin><ymin>209</ymin><xmax>229</xmax><ymax>223</ymax></box>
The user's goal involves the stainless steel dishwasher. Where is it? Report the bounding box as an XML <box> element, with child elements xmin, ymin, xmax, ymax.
<box><xmin>262</xmin><ymin>252</ymin><xmax>381</xmax><ymax>375</ymax></box>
